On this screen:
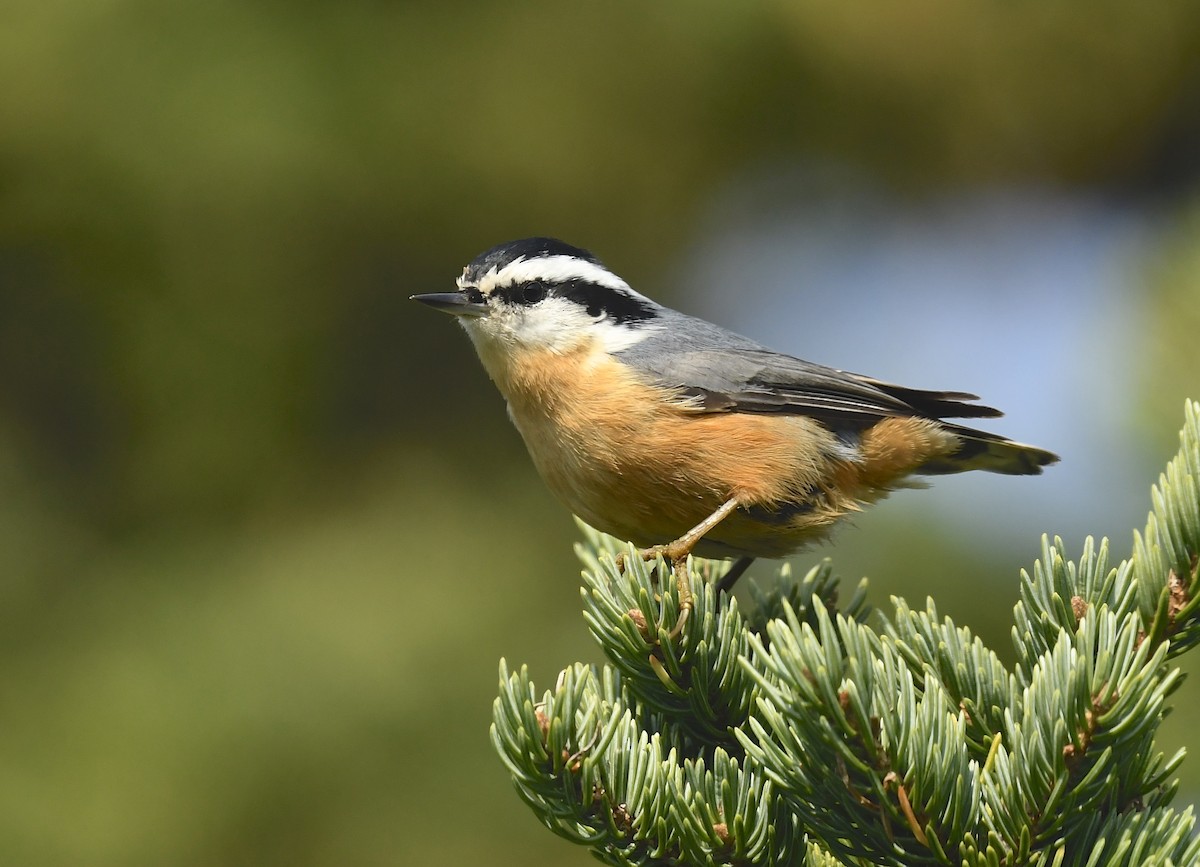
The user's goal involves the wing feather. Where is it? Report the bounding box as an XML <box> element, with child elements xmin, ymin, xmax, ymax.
<box><xmin>618</xmin><ymin>315</ymin><xmax>1000</xmax><ymax>426</ymax></box>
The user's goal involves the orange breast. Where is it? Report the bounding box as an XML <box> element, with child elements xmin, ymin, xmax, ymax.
<box><xmin>487</xmin><ymin>340</ymin><xmax>959</xmax><ymax>558</ymax></box>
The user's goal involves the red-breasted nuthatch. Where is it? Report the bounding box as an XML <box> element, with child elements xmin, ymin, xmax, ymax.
<box><xmin>413</xmin><ymin>237</ymin><xmax>1057</xmax><ymax>599</ymax></box>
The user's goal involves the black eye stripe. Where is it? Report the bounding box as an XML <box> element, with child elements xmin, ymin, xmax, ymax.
<box><xmin>491</xmin><ymin>281</ymin><xmax>547</xmax><ymax>306</ymax></box>
<box><xmin>555</xmin><ymin>279</ymin><xmax>656</xmax><ymax>324</ymax></box>
<box><xmin>490</xmin><ymin>279</ymin><xmax>657</xmax><ymax>324</ymax></box>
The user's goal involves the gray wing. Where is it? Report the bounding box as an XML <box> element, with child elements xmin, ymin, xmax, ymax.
<box><xmin>616</xmin><ymin>309</ymin><xmax>1001</xmax><ymax>426</ymax></box>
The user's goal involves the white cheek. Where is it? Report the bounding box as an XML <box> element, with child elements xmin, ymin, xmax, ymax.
<box><xmin>461</xmin><ymin>300</ymin><xmax>660</xmax><ymax>375</ymax></box>
<box><xmin>524</xmin><ymin>311</ymin><xmax>590</xmax><ymax>351</ymax></box>
<box><xmin>500</xmin><ymin>300</ymin><xmax>595</xmax><ymax>353</ymax></box>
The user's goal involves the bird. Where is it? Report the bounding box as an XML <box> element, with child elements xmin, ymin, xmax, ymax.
<box><xmin>412</xmin><ymin>237</ymin><xmax>1057</xmax><ymax>623</ymax></box>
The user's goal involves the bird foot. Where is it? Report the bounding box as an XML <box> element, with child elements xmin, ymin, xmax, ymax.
<box><xmin>610</xmin><ymin>497</ymin><xmax>742</xmax><ymax>642</ymax></box>
<box><xmin>613</xmin><ymin>540</ymin><xmax>691</xmax><ymax>575</ymax></box>
<box><xmin>614</xmin><ymin>544</ymin><xmax>693</xmax><ymax>642</ymax></box>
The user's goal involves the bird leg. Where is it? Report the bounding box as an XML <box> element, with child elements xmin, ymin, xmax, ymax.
<box><xmin>616</xmin><ymin>497</ymin><xmax>741</xmax><ymax>640</ymax></box>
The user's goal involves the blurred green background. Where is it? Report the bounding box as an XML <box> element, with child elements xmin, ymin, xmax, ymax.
<box><xmin>3</xmin><ymin>2</ymin><xmax>1200</xmax><ymax>864</ymax></box>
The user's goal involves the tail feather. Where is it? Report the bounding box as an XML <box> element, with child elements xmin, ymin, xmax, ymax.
<box><xmin>854</xmin><ymin>376</ymin><xmax>1004</xmax><ymax>421</ymax></box>
<box><xmin>920</xmin><ymin>424</ymin><xmax>1059</xmax><ymax>476</ymax></box>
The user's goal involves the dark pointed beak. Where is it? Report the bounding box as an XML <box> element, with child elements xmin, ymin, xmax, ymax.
<box><xmin>410</xmin><ymin>292</ymin><xmax>488</xmax><ymax>318</ymax></box>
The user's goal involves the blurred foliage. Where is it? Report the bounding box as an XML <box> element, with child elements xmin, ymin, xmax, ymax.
<box><xmin>0</xmin><ymin>0</ymin><xmax>1199</xmax><ymax>864</ymax></box>
<box><xmin>1143</xmin><ymin>204</ymin><xmax>1200</xmax><ymax>450</ymax></box>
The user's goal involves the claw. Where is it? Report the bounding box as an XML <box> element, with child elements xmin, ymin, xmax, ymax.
<box><xmin>611</xmin><ymin>545</ymin><xmax>692</xmax><ymax>641</ymax></box>
<box><xmin>610</xmin><ymin>497</ymin><xmax>743</xmax><ymax>642</ymax></box>
<box><xmin>666</xmin><ymin>558</ymin><xmax>692</xmax><ymax>641</ymax></box>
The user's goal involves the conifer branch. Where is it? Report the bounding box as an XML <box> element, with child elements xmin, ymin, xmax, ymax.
<box><xmin>491</xmin><ymin>400</ymin><xmax>1200</xmax><ymax>866</ymax></box>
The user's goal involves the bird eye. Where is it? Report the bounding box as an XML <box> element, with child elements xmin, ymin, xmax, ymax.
<box><xmin>520</xmin><ymin>281</ymin><xmax>546</xmax><ymax>303</ymax></box>
<box><xmin>463</xmin><ymin>287</ymin><xmax>485</xmax><ymax>305</ymax></box>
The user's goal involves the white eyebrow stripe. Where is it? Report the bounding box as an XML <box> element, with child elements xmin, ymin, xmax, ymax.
<box><xmin>470</xmin><ymin>255</ymin><xmax>655</xmax><ymax>304</ymax></box>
